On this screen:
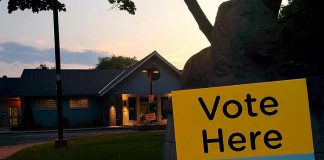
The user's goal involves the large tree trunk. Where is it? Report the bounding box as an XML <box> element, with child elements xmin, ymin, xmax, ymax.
<box><xmin>184</xmin><ymin>0</ymin><xmax>213</xmax><ymax>43</ymax></box>
<box><xmin>262</xmin><ymin>0</ymin><xmax>282</xmax><ymax>15</ymax></box>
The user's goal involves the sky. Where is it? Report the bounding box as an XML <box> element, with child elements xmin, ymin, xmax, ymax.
<box><xmin>0</xmin><ymin>0</ymin><xmax>288</xmax><ymax>77</ymax></box>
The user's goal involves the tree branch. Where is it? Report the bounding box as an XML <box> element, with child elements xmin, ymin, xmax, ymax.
<box><xmin>184</xmin><ymin>0</ymin><xmax>213</xmax><ymax>44</ymax></box>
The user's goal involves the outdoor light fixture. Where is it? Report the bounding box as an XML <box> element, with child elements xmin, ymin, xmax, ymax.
<box><xmin>142</xmin><ymin>66</ymin><xmax>160</xmax><ymax>80</ymax></box>
<box><xmin>141</xmin><ymin>69</ymin><xmax>148</xmax><ymax>73</ymax></box>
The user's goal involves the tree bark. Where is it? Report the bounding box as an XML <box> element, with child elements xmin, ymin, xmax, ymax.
<box><xmin>184</xmin><ymin>0</ymin><xmax>213</xmax><ymax>44</ymax></box>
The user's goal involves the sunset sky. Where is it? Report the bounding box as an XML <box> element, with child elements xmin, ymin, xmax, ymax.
<box><xmin>0</xmin><ymin>0</ymin><xmax>288</xmax><ymax>77</ymax></box>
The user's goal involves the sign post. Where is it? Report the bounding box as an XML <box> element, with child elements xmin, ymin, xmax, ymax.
<box><xmin>172</xmin><ymin>79</ymin><xmax>314</xmax><ymax>160</ymax></box>
<box><xmin>149</xmin><ymin>95</ymin><xmax>154</xmax><ymax>103</ymax></box>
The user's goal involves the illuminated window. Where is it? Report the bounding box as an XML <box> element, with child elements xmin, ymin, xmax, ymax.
<box><xmin>69</xmin><ymin>98</ymin><xmax>89</xmax><ymax>109</ymax></box>
<box><xmin>36</xmin><ymin>99</ymin><xmax>56</xmax><ymax>109</ymax></box>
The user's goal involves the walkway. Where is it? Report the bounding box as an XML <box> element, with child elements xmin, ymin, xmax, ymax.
<box><xmin>0</xmin><ymin>142</ymin><xmax>46</xmax><ymax>160</ymax></box>
<box><xmin>0</xmin><ymin>126</ymin><xmax>134</xmax><ymax>159</ymax></box>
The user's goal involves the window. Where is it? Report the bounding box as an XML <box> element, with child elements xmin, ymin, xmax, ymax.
<box><xmin>128</xmin><ymin>97</ymin><xmax>137</xmax><ymax>120</ymax></box>
<box><xmin>36</xmin><ymin>99</ymin><xmax>56</xmax><ymax>110</ymax></box>
<box><xmin>69</xmin><ymin>98</ymin><xmax>89</xmax><ymax>109</ymax></box>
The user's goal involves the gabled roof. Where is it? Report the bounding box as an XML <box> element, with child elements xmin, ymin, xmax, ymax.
<box><xmin>0</xmin><ymin>78</ymin><xmax>19</xmax><ymax>97</ymax></box>
<box><xmin>98</xmin><ymin>51</ymin><xmax>181</xmax><ymax>96</ymax></box>
<box><xmin>14</xmin><ymin>69</ymin><xmax>123</xmax><ymax>96</ymax></box>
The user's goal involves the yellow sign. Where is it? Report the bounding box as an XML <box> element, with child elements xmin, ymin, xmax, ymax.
<box><xmin>172</xmin><ymin>79</ymin><xmax>314</xmax><ymax>160</ymax></box>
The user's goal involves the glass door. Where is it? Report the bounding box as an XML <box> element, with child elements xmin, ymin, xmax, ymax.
<box><xmin>139</xmin><ymin>97</ymin><xmax>158</xmax><ymax>124</ymax></box>
<box><xmin>8</xmin><ymin>106</ymin><xmax>18</xmax><ymax>127</ymax></box>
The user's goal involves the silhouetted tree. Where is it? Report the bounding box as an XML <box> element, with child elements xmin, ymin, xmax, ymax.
<box><xmin>96</xmin><ymin>55</ymin><xmax>138</xmax><ymax>69</ymax></box>
<box><xmin>36</xmin><ymin>64</ymin><xmax>49</xmax><ymax>70</ymax></box>
<box><xmin>184</xmin><ymin>0</ymin><xmax>323</xmax><ymax>77</ymax></box>
<box><xmin>279</xmin><ymin>0</ymin><xmax>323</xmax><ymax>77</ymax></box>
<box><xmin>1</xmin><ymin>0</ymin><xmax>136</xmax><ymax>14</ymax></box>
<box><xmin>183</xmin><ymin>0</ymin><xmax>282</xmax><ymax>44</ymax></box>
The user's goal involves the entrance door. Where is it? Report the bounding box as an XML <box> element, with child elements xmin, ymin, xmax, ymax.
<box><xmin>109</xmin><ymin>106</ymin><xmax>116</xmax><ymax>126</ymax></box>
<box><xmin>140</xmin><ymin>104</ymin><xmax>147</xmax><ymax>122</ymax></box>
<box><xmin>8</xmin><ymin>106</ymin><xmax>18</xmax><ymax>127</ymax></box>
<box><xmin>139</xmin><ymin>97</ymin><xmax>158</xmax><ymax>124</ymax></box>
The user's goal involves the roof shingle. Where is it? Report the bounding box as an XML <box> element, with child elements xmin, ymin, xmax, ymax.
<box><xmin>13</xmin><ymin>69</ymin><xmax>123</xmax><ymax>96</ymax></box>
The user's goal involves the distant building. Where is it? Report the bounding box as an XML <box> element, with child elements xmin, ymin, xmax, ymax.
<box><xmin>0</xmin><ymin>51</ymin><xmax>181</xmax><ymax>128</ymax></box>
<box><xmin>0</xmin><ymin>77</ymin><xmax>20</xmax><ymax>127</ymax></box>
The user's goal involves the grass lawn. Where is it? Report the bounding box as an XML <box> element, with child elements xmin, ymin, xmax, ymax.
<box><xmin>7</xmin><ymin>131</ymin><xmax>165</xmax><ymax>160</ymax></box>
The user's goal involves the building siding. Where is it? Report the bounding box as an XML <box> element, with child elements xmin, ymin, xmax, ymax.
<box><xmin>9</xmin><ymin>52</ymin><xmax>182</xmax><ymax>129</ymax></box>
<box><xmin>21</xmin><ymin>96</ymin><xmax>102</xmax><ymax>128</ymax></box>
<box><xmin>109</xmin><ymin>56</ymin><xmax>181</xmax><ymax>95</ymax></box>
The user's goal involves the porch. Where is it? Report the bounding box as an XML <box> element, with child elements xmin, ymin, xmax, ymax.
<box><xmin>0</xmin><ymin>97</ymin><xmax>21</xmax><ymax>128</ymax></box>
<box><xmin>108</xmin><ymin>94</ymin><xmax>171</xmax><ymax>126</ymax></box>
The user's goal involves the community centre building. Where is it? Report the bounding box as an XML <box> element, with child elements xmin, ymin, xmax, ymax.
<box><xmin>0</xmin><ymin>51</ymin><xmax>181</xmax><ymax>128</ymax></box>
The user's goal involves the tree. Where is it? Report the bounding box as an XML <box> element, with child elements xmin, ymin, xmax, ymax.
<box><xmin>183</xmin><ymin>0</ymin><xmax>282</xmax><ymax>44</ymax></box>
<box><xmin>279</xmin><ymin>0</ymin><xmax>323</xmax><ymax>77</ymax></box>
<box><xmin>1</xmin><ymin>0</ymin><xmax>136</xmax><ymax>14</ymax></box>
<box><xmin>184</xmin><ymin>0</ymin><xmax>323</xmax><ymax>77</ymax></box>
<box><xmin>36</xmin><ymin>64</ymin><xmax>49</xmax><ymax>70</ymax></box>
<box><xmin>96</xmin><ymin>55</ymin><xmax>138</xmax><ymax>69</ymax></box>
<box><xmin>183</xmin><ymin>0</ymin><xmax>213</xmax><ymax>43</ymax></box>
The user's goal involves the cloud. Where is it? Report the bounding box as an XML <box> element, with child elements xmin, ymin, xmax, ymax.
<box><xmin>0</xmin><ymin>60</ymin><xmax>95</xmax><ymax>77</ymax></box>
<box><xmin>0</xmin><ymin>42</ymin><xmax>114</xmax><ymax>77</ymax></box>
<box><xmin>0</xmin><ymin>42</ymin><xmax>112</xmax><ymax>65</ymax></box>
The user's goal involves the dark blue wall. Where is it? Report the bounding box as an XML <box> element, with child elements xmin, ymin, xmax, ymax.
<box><xmin>21</xmin><ymin>96</ymin><xmax>102</xmax><ymax>128</ymax></box>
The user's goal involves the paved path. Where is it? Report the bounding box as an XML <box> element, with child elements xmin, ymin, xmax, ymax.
<box><xmin>0</xmin><ymin>142</ymin><xmax>47</xmax><ymax>160</ymax></box>
<box><xmin>0</xmin><ymin>127</ymin><xmax>134</xmax><ymax>159</ymax></box>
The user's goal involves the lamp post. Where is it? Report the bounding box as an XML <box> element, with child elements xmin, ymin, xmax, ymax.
<box><xmin>141</xmin><ymin>65</ymin><xmax>160</xmax><ymax>117</ymax></box>
<box><xmin>52</xmin><ymin>0</ymin><xmax>67</xmax><ymax>148</ymax></box>
<box><xmin>141</xmin><ymin>65</ymin><xmax>160</xmax><ymax>100</ymax></box>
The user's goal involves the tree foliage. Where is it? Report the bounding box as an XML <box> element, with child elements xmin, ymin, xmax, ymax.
<box><xmin>279</xmin><ymin>0</ymin><xmax>323</xmax><ymax>77</ymax></box>
<box><xmin>96</xmin><ymin>55</ymin><xmax>138</xmax><ymax>69</ymax></box>
<box><xmin>108</xmin><ymin>0</ymin><xmax>136</xmax><ymax>15</ymax></box>
<box><xmin>1</xmin><ymin>0</ymin><xmax>136</xmax><ymax>14</ymax></box>
<box><xmin>36</xmin><ymin>64</ymin><xmax>49</xmax><ymax>70</ymax></box>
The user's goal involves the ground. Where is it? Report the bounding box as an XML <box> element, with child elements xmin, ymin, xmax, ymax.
<box><xmin>5</xmin><ymin>131</ymin><xmax>164</xmax><ymax>160</ymax></box>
